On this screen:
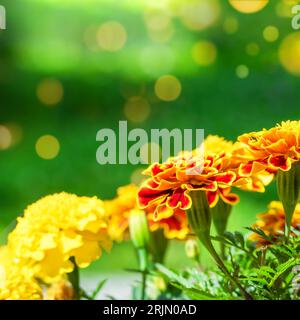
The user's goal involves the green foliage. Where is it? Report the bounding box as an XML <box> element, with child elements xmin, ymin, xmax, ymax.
<box><xmin>154</xmin><ymin>230</ymin><xmax>300</xmax><ymax>300</ymax></box>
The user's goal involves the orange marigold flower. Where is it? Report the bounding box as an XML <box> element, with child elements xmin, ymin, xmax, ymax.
<box><xmin>238</xmin><ymin>120</ymin><xmax>300</xmax><ymax>174</ymax></box>
<box><xmin>105</xmin><ymin>184</ymin><xmax>190</xmax><ymax>240</ymax></box>
<box><xmin>249</xmin><ymin>201</ymin><xmax>300</xmax><ymax>246</ymax></box>
<box><xmin>104</xmin><ymin>184</ymin><xmax>137</xmax><ymax>242</ymax></box>
<box><xmin>138</xmin><ymin>153</ymin><xmax>241</xmax><ymax>217</ymax></box>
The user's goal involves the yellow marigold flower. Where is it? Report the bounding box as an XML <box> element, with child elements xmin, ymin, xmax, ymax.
<box><xmin>8</xmin><ymin>192</ymin><xmax>112</xmax><ymax>282</ymax></box>
<box><xmin>238</xmin><ymin>120</ymin><xmax>300</xmax><ymax>173</ymax></box>
<box><xmin>249</xmin><ymin>201</ymin><xmax>300</xmax><ymax>246</ymax></box>
<box><xmin>0</xmin><ymin>247</ymin><xmax>42</xmax><ymax>300</ymax></box>
<box><xmin>45</xmin><ymin>279</ymin><xmax>74</xmax><ymax>300</ymax></box>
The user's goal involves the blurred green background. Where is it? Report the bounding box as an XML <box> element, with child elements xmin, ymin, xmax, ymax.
<box><xmin>1</xmin><ymin>0</ymin><xmax>300</xmax><ymax>272</ymax></box>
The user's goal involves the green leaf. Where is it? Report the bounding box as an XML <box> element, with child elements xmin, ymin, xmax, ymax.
<box><xmin>92</xmin><ymin>279</ymin><xmax>107</xmax><ymax>299</ymax></box>
<box><xmin>268</xmin><ymin>258</ymin><xmax>300</xmax><ymax>287</ymax></box>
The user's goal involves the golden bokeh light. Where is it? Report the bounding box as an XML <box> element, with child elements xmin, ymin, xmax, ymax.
<box><xmin>35</xmin><ymin>135</ymin><xmax>60</xmax><ymax>160</ymax></box>
<box><xmin>140</xmin><ymin>142</ymin><xmax>161</xmax><ymax>164</ymax></box>
<box><xmin>192</xmin><ymin>41</ymin><xmax>217</xmax><ymax>66</ymax></box>
<box><xmin>154</xmin><ymin>75</ymin><xmax>182</xmax><ymax>101</ymax></box>
<box><xmin>229</xmin><ymin>0</ymin><xmax>269</xmax><ymax>14</ymax></box>
<box><xmin>124</xmin><ymin>96</ymin><xmax>151</xmax><ymax>123</ymax></box>
<box><xmin>37</xmin><ymin>79</ymin><xmax>64</xmax><ymax>106</ymax></box>
<box><xmin>0</xmin><ymin>125</ymin><xmax>12</xmax><ymax>150</ymax></box>
<box><xmin>180</xmin><ymin>0</ymin><xmax>220</xmax><ymax>31</ymax></box>
<box><xmin>279</xmin><ymin>32</ymin><xmax>300</xmax><ymax>76</ymax></box>
<box><xmin>236</xmin><ymin>65</ymin><xmax>249</xmax><ymax>79</ymax></box>
<box><xmin>223</xmin><ymin>17</ymin><xmax>239</xmax><ymax>34</ymax></box>
<box><xmin>263</xmin><ymin>26</ymin><xmax>279</xmax><ymax>42</ymax></box>
<box><xmin>97</xmin><ymin>21</ymin><xmax>127</xmax><ymax>52</ymax></box>
<box><xmin>246</xmin><ymin>42</ymin><xmax>260</xmax><ymax>56</ymax></box>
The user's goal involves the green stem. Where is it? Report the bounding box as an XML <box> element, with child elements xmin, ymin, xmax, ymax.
<box><xmin>277</xmin><ymin>161</ymin><xmax>300</xmax><ymax>241</ymax></box>
<box><xmin>211</xmin><ymin>200</ymin><xmax>232</xmax><ymax>258</ymax></box>
<box><xmin>69</xmin><ymin>257</ymin><xmax>80</xmax><ymax>300</ymax></box>
<box><xmin>149</xmin><ymin>229</ymin><xmax>169</xmax><ymax>263</ymax></box>
<box><xmin>202</xmin><ymin>233</ymin><xmax>253</xmax><ymax>300</ymax></box>
<box><xmin>137</xmin><ymin>248</ymin><xmax>148</xmax><ymax>300</ymax></box>
<box><xmin>186</xmin><ymin>191</ymin><xmax>253</xmax><ymax>300</ymax></box>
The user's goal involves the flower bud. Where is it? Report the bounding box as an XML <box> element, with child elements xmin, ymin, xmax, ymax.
<box><xmin>129</xmin><ymin>210</ymin><xmax>150</xmax><ymax>250</ymax></box>
<box><xmin>186</xmin><ymin>190</ymin><xmax>212</xmax><ymax>246</ymax></box>
<box><xmin>211</xmin><ymin>199</ymin><xmax>232</xmax><ymax>237</ymax></box>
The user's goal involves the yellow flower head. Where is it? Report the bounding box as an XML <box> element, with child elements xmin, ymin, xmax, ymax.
<box><xmin>238</xmin><ymin>120</ymin><xmax>300</xmax><ymax>173</ymax></box>
<box><xmin>249</xmin><ymin>201</ymin><xmax>300</xmax><ymax>246</ymax></box>
<box><xmin>8</xmin><ymin>192</ymin><xmax>112</xmax><ymax>282</ymax></box>
<box><xmin>0</xmin><ymin>246</ymin><xmax>42</xmax><ymax>300</ymax></box>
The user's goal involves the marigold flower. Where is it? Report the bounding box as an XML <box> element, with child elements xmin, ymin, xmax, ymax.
<box><xmin>105</xmin><ymin>184</ymin><xmax>190</xmax><ymax>240</ymax></box>
<box><xmin>238</xmin><ymin>121</ymin><xmax>300</xmax><ymax>173</ymax></box>
<box><xmin>0</xmin><ymin>247</ymin><xmax>42</xmax><ymax>300</ymax></box>
<box><xmin>137</xmin><ymin>136</ymin><xmax>252</xmax><ymax>218</ymax></box>
<box><xmin>249</xmin><ymin>201</ymin><xmax>300</xmax><ymax>246</ymax></box>
<box><xmin>104</xmin><ymin>184</ymin><xmax>137</xmax><ymax>242</ymax></box>
<box><xmin>239</xmin><ymin>121</ymin><xmax>300</xmax><ymax>234</ymax></box>
<box><xmin>8</xmin><ymin>192</ymin><xmax>112</xmax><ymax>282</ymax></box>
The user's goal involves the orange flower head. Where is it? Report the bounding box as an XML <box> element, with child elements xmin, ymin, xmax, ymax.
<box><xmin>249</xmin><ymin>201</ymin><xmax>300</xmax><ymax>246</ymax></box>
<box><xmin>238</xmin><ymin>120</ymin><xmax>300</xmax><ymax>174</ymax></box>
<box><xmin>104</xmin><ymin>184</ymin><xmax>138</xmax><ymax>242</ymax></box>
<box><xmin>138</xmin><ymin>149</ymin><xmax>244</xmax><ymax>219</ymax></box>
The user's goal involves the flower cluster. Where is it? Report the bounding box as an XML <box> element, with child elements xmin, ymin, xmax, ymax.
<box><xmin>8</xmin><ymin>192</ymin><xmax>112</xmax><ymax>282</ymax></box>
<box><xmin>249</xmin><ymin>201</ymin><xmax>300</xmax><ymax>246</ymax></box>
<box><xmin>2</xmin><ymin>120</ymin><xmax>300</xmax><ymax>300</ymax></box>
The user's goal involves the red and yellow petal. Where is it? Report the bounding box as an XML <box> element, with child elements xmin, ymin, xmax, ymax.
<box><xmin>219</xmin><ymin>188</ymin><xmax>239</xmax><ymax>205</ymax></box>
